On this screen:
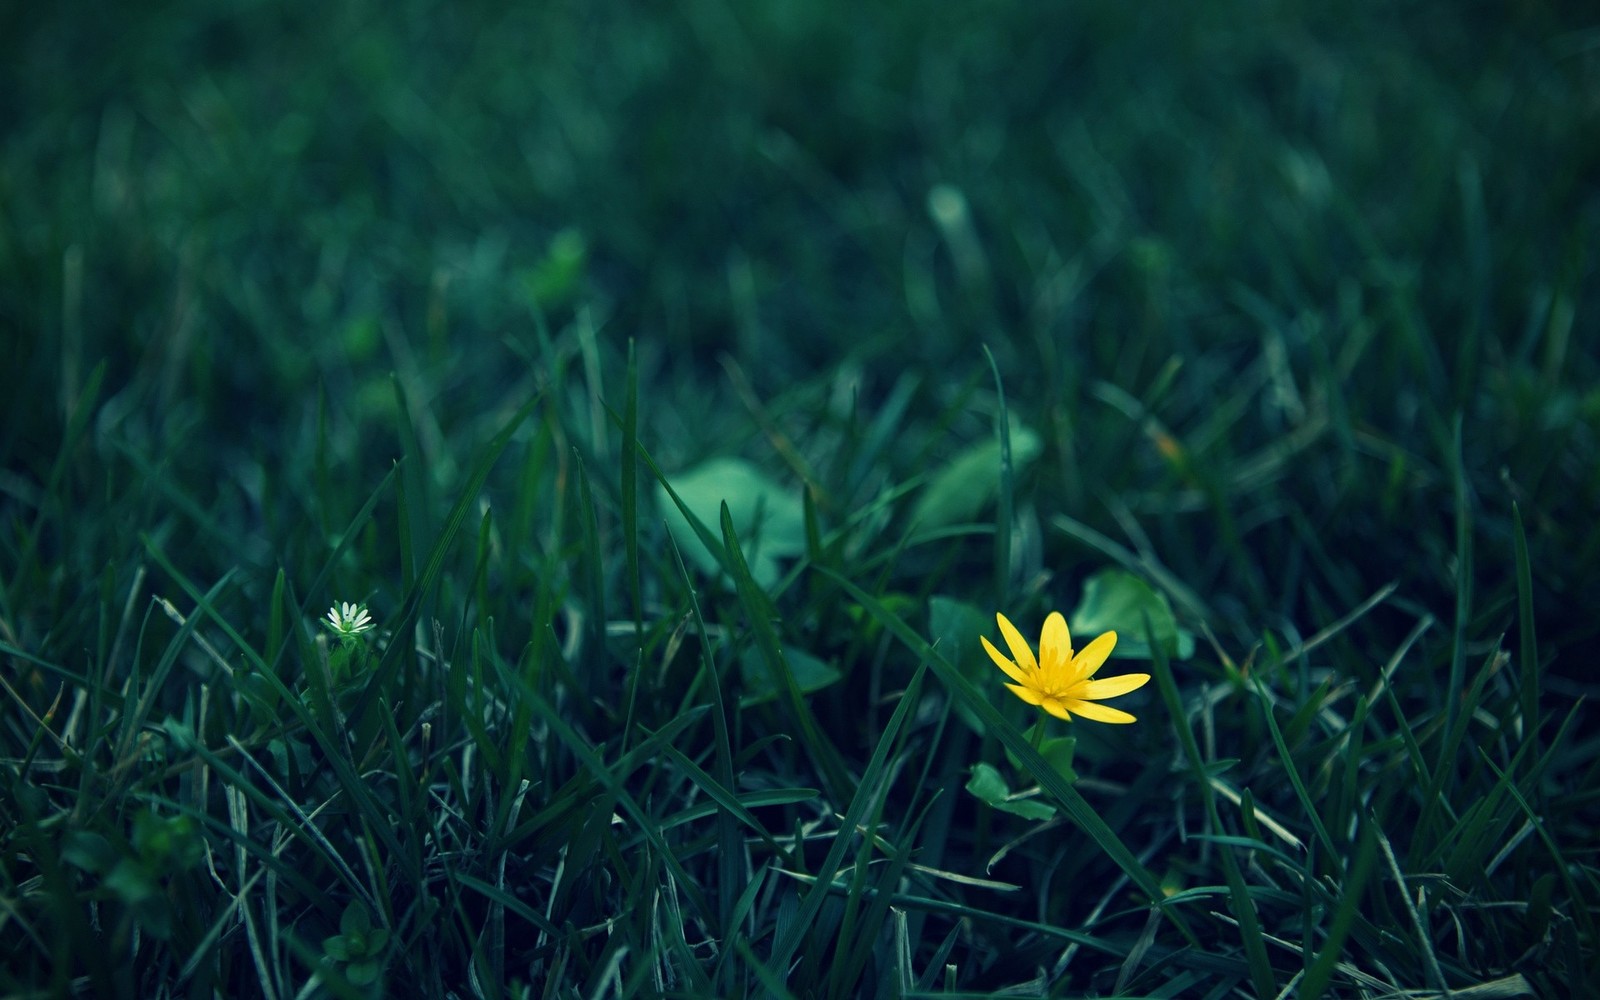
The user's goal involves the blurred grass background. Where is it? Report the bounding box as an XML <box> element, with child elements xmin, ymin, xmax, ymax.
<box><xmin>5</xmin><ymin>0</ymin><xmax>1596</xmax><ymax>638</ymax></box>
<box><xmin>3</xmin><ymin>0</ymin><xmax>1599</xmax><ymax>996</ymax></box>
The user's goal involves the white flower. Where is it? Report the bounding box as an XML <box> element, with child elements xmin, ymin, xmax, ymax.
<box><xmin>324</xmin><ymin>601</ymin><xmax>375</xmax><ymax>639</ymax></box>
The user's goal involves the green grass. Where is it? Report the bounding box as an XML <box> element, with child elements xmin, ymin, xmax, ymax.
<box><xmin>3</xmin><ymin>1</ymin><xmax>1598</xmax><ymax>997</ymax></box>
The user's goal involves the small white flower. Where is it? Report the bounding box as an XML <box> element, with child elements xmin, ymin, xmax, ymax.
<box><xmin>324</xmin><ymin>601</ymin><xmax>375</xmax><ymax>639</ymax></box>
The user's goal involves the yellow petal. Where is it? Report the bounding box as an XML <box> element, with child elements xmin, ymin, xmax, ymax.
<box><xmin>1071</xmin><ymin>631</ymin><xmax>1118</xmax><ymax>679</ymax></box>
<box><xmin>1078</xmin><ymin>672</ymin><xmax>1150</xmax><ymax>700</ymax></box>
<box><xmin>1039</xmin><ymin>611</ymin><xmax>1072</xmax><ymax>670</ymax></box>
<box><xmin>982</xmin><ymin>635</ymin><xmax>1032</xmax><ymax>686</ymax></box>
<box><xmin>1039</xmin><ymin>697</ymin><xmax>1077</xmax><ymax>721</ymax></box>
<box><xmin>1005</xmin><ymin>683</ymin><xmax>1045</xmax><ymax>706</ymax></box>
<box><xmin>1061</xmin><ymin>699</ymin><xmax>1137</xmax><ymax>724</ymax></box>
<box><xmin>995</xmin><ymin>613</ymin><xmax>1038</xmax><ymax>674</ymax></box>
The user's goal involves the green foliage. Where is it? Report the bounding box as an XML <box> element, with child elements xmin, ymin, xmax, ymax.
<box><xmin>656</xmin><ymin>457</ymin><xmax>806</xmax><ymax>589</ymax></box>
<box><xmin>909</xmin><ymin>423</ymin><xmax>1042</xmax><ymax>531</ymax></box>
<box><xmin>1070</xmin><ymin>566</ymin><xmax>1196</xmax><ymax>660</ymax></box>
<box><xmin>2</xmin><ymin>0</ymin><xmax>1596</xmax><ymax>997</ymax></box>
<box><xmin>738</xmin><ymin>646</ymin><xmax>842</xmax><ymax>708</ymax></box>
<box><xmin>323</xmin><ymin>902</ymin><xmax>391</xmax><ymax>988</ymax></box>
<box><xmin>965</xmin><ymin>763</ymin><xmax>1058</xmax><ymax>822</ymax></box>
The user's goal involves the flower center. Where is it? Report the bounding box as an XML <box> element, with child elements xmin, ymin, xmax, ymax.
<box><xmin>1034</xmin><ymin>651</ymin><xmax>1078</xmax><ymax>695</ymax></box>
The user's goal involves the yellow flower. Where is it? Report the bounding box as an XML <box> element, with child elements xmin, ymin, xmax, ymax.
<box><xmin>981</xmin><ymin>611</ymin><xmax>1150</xmax><ymax>724</ymax></box>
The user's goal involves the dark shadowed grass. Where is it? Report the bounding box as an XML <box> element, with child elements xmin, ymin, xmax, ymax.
<box><xmin>3</xmin><ymin>1</ymin><xmax>1598</xmax><ymax>997</ymax></box>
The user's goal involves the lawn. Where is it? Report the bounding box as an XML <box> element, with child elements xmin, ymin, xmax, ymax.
<box><xmin>2</xmin><ymin>1</ymin><xmax>1597</xmax><ymax>997</ymax></box>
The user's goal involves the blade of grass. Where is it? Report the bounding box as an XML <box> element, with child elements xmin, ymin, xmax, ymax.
<box><xmin>736</xmin><ymin>937</ymin><xmax>800</xmax><ymax>1000</ymax></box>
<box><xmin>1478</xmin><ymin>736</ymin><xmax>1597</xmax><ymax>988</ymax></box>
<box><xmin>1248</xmin><ymin>669</ymin><xmax>1342</xmax><ymax>874</ymax></box>
<box><xmin>651</xmin><ymin>744</ymin><xmax>789</xmax><ymax>854</ymax></box>
<box><xmin>451</xmin><ymin>871</ymin><xmax>561</xmax><ymax>939</ymax></box>
<box><xmin>1445</xmin><ymin>414</ymin><xmax>1471</xmax><ymax>745</ymax></box>
<box><xmin>468</xmin><ymin>506</ymin><xmax>492</xmax><ymax>636</ymax></box>
<box><xmin>1415</xmin><ymin>644</ymin><xmax>1502</xmax><ymax>869</ymax></box>
<box><xmin>13</xmin><ymin>361</ymin><xmax>105</xmax><ymax>598</ymax></box>
<box><xmin>116</xmin><ymin>554</ymin><xmax>237</xmax><ymax>764</ymax></box>
<box><xmin>832</xmin><ymin>784</ymin><xmax>941</xmax><ymax>997</ymax></box>
<box><xmin>347</xmin><ymin>392</ymin><xmax>540</xmax><ymax>729</ymax></box>
<box><xmin>515</xmin><ymin>686</ymin><xmax>715</xmax><ymax>927</ymax></box>
<box><xmin>668</xmin><ymin>523</ymin><xmax>754</xmax><ymax>979</ymax></box>
<box><xmin>982</xmin><ymin>344</ymin><xmax>1014</xmax><ymax>606</ymax></box>
<box><xmin>1051</xmin><ymin>513</ymin><xmax>1213</xmax><ymax>623</ymax></box>
<box><xmin>1149</xmin><ymin>615</ymin><xmax>1276</xmax><ymax>998</ymax></box>
<box><xmin>315</xmin><ymin>384</ymin><xmax>332</xmax><ymax>538</ymax></box>
<box><xmin>1298</xmin><ymin>815</ymin><xmax>1378</xmax><ymax>1000</ymax></box>
<box><xmin>1512</xmin><ymin>502</ymin><xmax>1538</xmax><ymax>757</ymax></box>
<box><xmin>276</xmin><ymin>462</ymin><xmax>400</xmax><ymax>671</ymax></box>
<box><xmin>1440</xmin><ymin>710</ymin><xmax>1548</xmax><ymax>886</ymax></box>
<box><xmin>774</xmin><ymin>868</ymin><xmax>1121</xmax><ymax>954</ymax></box>
<box><xmin>637</xmin><ymin>444</ymin><xmax>737</xmax><ymax>579</ymax></box>
<box><xmin>720</xmin><ymin>500</ymin><xmax>852</xmax><ymax>800</ymax></box>
<box><xmin>162</xmin><ymin>738</ymin><xmax>379</xmax><ymax>913</ymax></box>
<box><xmin>573</xmin><ymin>452</ymin><xmax>609</xmax><ymax>703</ymax></box>
<box><xmin>392</xmin><ymin>373</ymin><xmax>431</xmax><ymax>591</ymax></box>
<box><xmin>766</xmin><ymin>663</ymin><xmax>927</xmax><ymax>981</ymax></box>
<box><xmin>1375</xmin><ymin>820</ymin><xmax>1449</xmax><ymax>994</ymax></box>
<box><xmin>621</xmin><ymin>339</ymin><xmax>642</xmax><ymax>634</ymax></box>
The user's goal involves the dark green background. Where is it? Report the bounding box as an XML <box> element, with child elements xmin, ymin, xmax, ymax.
<box><xmin>4</xmin><ymin>0</ymin><xmax>1597</xmax><ymax>667</ymax></box>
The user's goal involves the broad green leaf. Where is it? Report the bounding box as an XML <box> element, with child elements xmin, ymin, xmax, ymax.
<box><xmin>930</xmin><ymin>595</ymin><xmax>994</xmax><ymax>734</ymax></box>
<box><xmin>1069</xmin><ymin>568</ymin><xmax>1195</xmax><ymax>660</ymax></box>
<box><xmin>965</xmin><ymin>763</ymin><xmax>1057</xmax><ymax>821</ymax></box>
<box><xmin>909</xmin><ymin>425</ymin><xmax>1042</xmax><ymax>529</ymax></box>
<box><xmin>658</xmin><ymin>458</ymin><xmax>805</xmax><ymax>588</ymax></box>
<box><xmin>347</xmin><ymin>959</ymin><xmax>382</xmax><ymax>986</ymax></box>
<box><xmin>60</xmin><ymin>830</ymin><xmax>118</xmax><ymax>874</ymax></box>
<box><xmin>1004</xmin><ymin>726</ymin><xmax>1078</xmax><ymax>783</ymax></box>
<box><xmin>738</xmin><ymin>647</ymin><xmax>842</xmax><ymax>708</ymax></box>
<box><xmin>340</xmin><ymin>900</ymin><xmax>372</xmax><ymax>938</ymax></box>
<box><xmin>104</xmin><ymin>859</ymin><xmax>160</xmax><ymax>905</ymax></box>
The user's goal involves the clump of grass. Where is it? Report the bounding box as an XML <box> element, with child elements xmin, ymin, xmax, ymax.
<box><xmin>5</xmin><ymin>325</ymin><xmax>1593</xmax><ymax>996</ymax></box>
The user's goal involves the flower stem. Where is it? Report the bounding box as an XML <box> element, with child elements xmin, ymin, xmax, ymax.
<box><xmin>1030</xmin><ymin>715</ymin><xmax>1046</xmax><ymax>751</ymax></box>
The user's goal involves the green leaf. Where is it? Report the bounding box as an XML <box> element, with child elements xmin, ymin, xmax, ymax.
<box><xmin>1069</xmin><ymin>568</ymin><xmax>1194</xmax><ymax>660</ymax></box>
<box><xmin>909</xmin><ymin>425</ymin><xmax>1041</xmax><ymax>530</ymax></box>
<box><xmin>1004</xmin><ymin>726</ymin><xmax>1078</xmax><ymax>783</ymax></box>
<box><xmin>929</xmin><ymin>595</ymin><xmax>992</xmax><ymax>680</ymax></box>
<box><xmin>929</xmin><ymin>595</ymin><xmax>995</xmax><ymax>734</ymax></box>
<box><xmin>323</xmin><ymin>936</ymin><xmax>351</xmax><ymax>962</ymax></box>
<box><xmin>104</xmin><ymin>858</ymin><xmax>160</xmax><ymax>905</ymax></box>
<box><xmin>658</xmin><ymin>457</ymin><xmax>805</xmax><ymax>588</ymax></box>
<box><xmin>132</xmin><ymin>810</ymin><xmax>204</xmax><ymax>873</ymax></box>
<box><xmin>965</xmin><ymin>763</ymin><xmax>1057</xmax><ymax>821</ymax></box>
<box><xmin>60</xmin><ymin>830</ymin><xmax>119</xmax><ymax>874</ymax></box>
<box><xmin>340</xmin><ymin>900</ymin><xmax>372</xmax><ymax>939</ymax></box>
<box><xmin>965</xmin><ymin>761</ymin><xmax>1010</xmax><ymax>801</ymax></box>
<box><xmin>738</xmin><ymin>647</ymin><xmax>842</xmax><ymax>707</ymax></box>
<box><xmin>994</xmin><ymin>798</ymin><xmax>1060</xmax><ymax>822</ymax></box>
<box><xmin>347</xmin><ymin>959</ymin><xmax>382</xmax><ymax>987</ymax></box>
